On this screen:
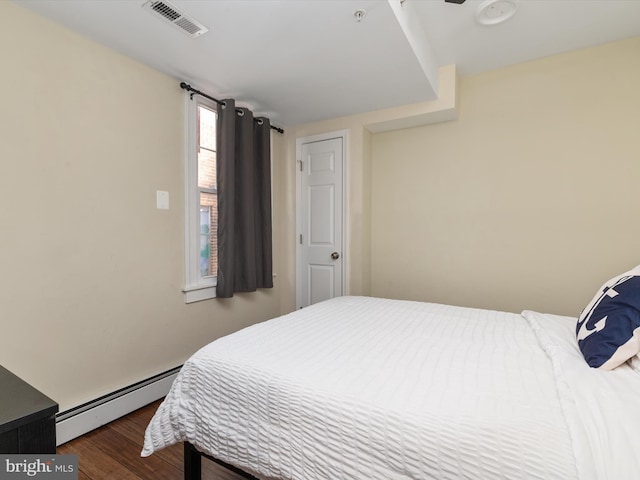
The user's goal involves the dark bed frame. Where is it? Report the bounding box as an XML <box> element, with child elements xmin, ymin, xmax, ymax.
<box><xmin>184</xmin><ymin>442</ymin><xmax>259</xmax><ymax>480</ymax></box>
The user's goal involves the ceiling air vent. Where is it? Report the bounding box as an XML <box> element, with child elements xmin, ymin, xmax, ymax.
<box><xmin>142</xmin><ymin>0</ymin><xmax>208</xmax><ymax>38</ymax></box>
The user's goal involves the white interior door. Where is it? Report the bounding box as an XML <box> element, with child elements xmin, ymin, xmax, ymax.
<box><xmin>298</xmin><ymin>137</ymin><xmax>344</xmax><ymax>308</ymax></box>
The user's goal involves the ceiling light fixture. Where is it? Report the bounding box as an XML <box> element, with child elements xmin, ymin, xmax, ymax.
<box><xmin>476</xmin><ymin>0</ymin><xmax>519</xmax><ymax>26</ymax></box>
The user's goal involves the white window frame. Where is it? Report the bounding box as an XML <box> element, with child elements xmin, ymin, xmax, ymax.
<box><xmin>183</xmin><ymin>93</ymin><xmax>218</xmax><ymax>303</ymax></box>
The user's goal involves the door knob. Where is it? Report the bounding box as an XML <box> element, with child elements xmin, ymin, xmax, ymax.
<box><xmin>331</xmin><ymin>252</ymin><xmax>340</xmax><ymax>260</ymax></box>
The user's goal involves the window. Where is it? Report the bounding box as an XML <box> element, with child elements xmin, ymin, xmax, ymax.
<box><xmin>184</xmin><ymin>95</ymin><xmax>218</xmax><ymax>303</ymax></box>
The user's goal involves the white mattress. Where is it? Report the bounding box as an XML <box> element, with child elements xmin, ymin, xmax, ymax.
<box><xmin>142</xmin><ymin>296</ymin><xmax>640</xmax><ymax>479</ymax></box>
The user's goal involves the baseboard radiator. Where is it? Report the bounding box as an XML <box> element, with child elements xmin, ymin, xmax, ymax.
<box><xmin>55</xmin><ymin>366</ymin><xmax>181</xmax><ymax>446</ymax></box>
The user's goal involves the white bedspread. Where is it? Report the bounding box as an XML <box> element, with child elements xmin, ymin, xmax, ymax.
<box><xmin>142</xmin><ymin>296</ymin><xmax>640</xmax><ymax>479</ymax></box>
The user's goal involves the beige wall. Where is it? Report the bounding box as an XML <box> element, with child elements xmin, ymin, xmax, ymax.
<box><xmin>0</xmin><ymin>2</ymin><xmax>290</xmax><ymax>411</ymax></box>
<box><xmin>371</xmin><ymin>36</ymin><xmax>640</xmax><ymax>316</ymax></box>
<box><xmin>287</xmin><ymin>66</ymin><xmax>459</xmax><ymax>299</ymax></box>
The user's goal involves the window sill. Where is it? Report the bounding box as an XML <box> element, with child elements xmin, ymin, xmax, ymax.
<box><xmin>183</xmin><ymin>283</ymin><xmax>216</xmax><ymax>303</ymax></box>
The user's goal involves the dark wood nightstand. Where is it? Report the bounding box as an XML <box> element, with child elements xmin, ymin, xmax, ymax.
<box><xmin>0</xmin><ymin>366</ymin><xmax>58</xmax><ymax>453</ymax></box>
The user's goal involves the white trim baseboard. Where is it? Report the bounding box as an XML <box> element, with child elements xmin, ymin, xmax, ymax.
<box><xmin>56</xmin><ymin>368</ymin><xmax>180</xmax><ymax>446</ymax></box>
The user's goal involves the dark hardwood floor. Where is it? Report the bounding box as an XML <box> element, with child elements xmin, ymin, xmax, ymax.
<box><xmin>57</xmin><ymin>400</ymin><xmax>245</xmax><ymax>480</ymax></box>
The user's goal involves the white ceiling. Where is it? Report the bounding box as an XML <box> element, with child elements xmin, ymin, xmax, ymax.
<box><xmin>14</xmin><ymin>0</ymin><xmax>640</xmax><ymax>127</ymax></box>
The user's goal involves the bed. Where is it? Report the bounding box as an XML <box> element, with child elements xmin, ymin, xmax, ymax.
<box><xmin>141</xmin><ymin>295</ymin><xmax>640</xmax><ymax>479</ymax></box>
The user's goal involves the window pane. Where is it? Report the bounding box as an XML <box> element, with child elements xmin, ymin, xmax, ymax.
<box><xmin>200</xmin><ymin>193</ymin><xmax>218</xmax><ymax>278</ymax></box>
<box><xmin>199</xmin><ymin>207</ymin><xmax>211</xmax><ymax>277</ymax></box>
<box><xmin>198</xmin><ymin>148</ymin><xmax>216</xmax><ymax>190</ymax></box>
<box><xmin>198</xmin><ymin>106</ymin><xmax>216</xmax><ymax>151</ymax></box>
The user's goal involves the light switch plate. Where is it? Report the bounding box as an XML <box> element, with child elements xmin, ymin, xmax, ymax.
<box><xmin>156</xmin><ymin>190</ymin><xmax>169</xmax><ymax>210</ymax></box>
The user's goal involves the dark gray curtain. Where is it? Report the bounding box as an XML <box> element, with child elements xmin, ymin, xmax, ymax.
<box><xmin>216</xmin><ymin>98</ymin><xmax>273</xmax><ymax>298</ymax></box>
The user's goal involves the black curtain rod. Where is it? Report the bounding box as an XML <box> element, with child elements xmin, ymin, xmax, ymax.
<box><xmin>179</xmin><ymin>82</ymin><xmax>284</xmax><ymax>134</ymax></box>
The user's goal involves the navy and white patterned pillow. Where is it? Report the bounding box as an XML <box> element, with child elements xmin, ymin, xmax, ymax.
<box><xmin>577</xmin><ymin>265</ymin><xmax>640</xmax><ymax>370</ymax></box>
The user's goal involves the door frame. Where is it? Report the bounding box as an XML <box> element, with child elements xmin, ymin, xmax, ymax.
<box><xmin>295</xmin><ymin>130</ymin><xmax>348</xmax><ymax>309</ymax></box>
